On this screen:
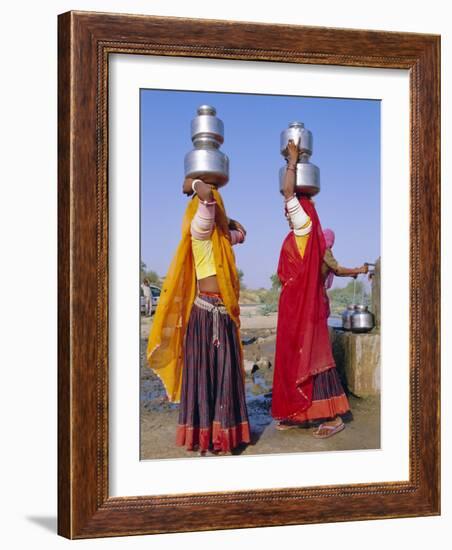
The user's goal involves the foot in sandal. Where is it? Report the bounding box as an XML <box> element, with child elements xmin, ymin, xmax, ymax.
<box><xmin>276</xmin><ymin>419</ymin><xmax>312</xmax><ymax>431</ymax></box>
<box><xmin>312</xmin><ymin>417</ymin><xmax>345</xmax><ymax>439</ymax></box>
<box><xmin>276</xmin><ymin>421</ymin><xmax>299</xmax><ymax>431</ymax></box>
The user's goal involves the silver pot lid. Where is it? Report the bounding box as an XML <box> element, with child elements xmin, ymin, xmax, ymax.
<box><xmin>197</xmin><ymin>105</ymin><xmax>216</xmax><ymax>116</ymax></box>
<box><xmin>354</xmin><ymin>305</ymin><xmax>368</xmax><ymax>312</ymax></box>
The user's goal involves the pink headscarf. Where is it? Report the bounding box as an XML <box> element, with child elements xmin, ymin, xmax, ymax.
<box><xmin>323</xmin><ymin>228</ymin><xmax>335</xmax><ymax>289</ymax></box>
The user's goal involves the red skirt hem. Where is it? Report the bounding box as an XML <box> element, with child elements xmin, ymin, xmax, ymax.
<box><xmin>176</xmin><ymin>421</ymin><xmax>251</xmax><ymax>452</ymax></box>
<box><xmin>288</xmin><ymin>394</ymin><xmax>350</xmax><ymax>423</ymax></box>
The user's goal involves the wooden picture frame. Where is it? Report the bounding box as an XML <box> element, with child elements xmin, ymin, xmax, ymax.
<box><xmin>58</xmin><ymin>10</ymin><xmax>440</xmax><ymax>539</ymax></box>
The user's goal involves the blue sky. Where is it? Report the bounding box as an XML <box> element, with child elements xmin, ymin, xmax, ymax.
<box><xmin>141</xmin><ymin>89</ymin><xmax>380</xmax><ymax>290</ymax></box>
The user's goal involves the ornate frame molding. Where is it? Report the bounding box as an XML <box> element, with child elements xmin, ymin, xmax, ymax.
<box><xmin>58</xmin><ymin>11</ymin><xmax>440</xmax><ymax>538</ymax></box>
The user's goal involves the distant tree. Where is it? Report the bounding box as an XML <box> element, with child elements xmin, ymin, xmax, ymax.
<box><xmin>140</xmin><ymin>261</ymin><xmax>161</xmax><ymax>285</ymax></box>
<box><xmin>237</xmin><ymin>269</ymin><xmax>246</xmax><ymax>290</ymax></box>
<box><xmin>270</xmin><ymin>273</ymin><xmax>281</xmax><ymax>291</ymax></box>
<box><xmin>257</xmin><ymin>273</ymin><xmax>281</xmax><ymax>315</ymax></box>
<box><xmin>144</xmin><ymin>270</ymin><xmax>161</xmax><ymax>285</ymax></box>
<box><xmin>327</xmin><ymin>279</ymin><xmax>370</xmax><ymax>315</ymax></box>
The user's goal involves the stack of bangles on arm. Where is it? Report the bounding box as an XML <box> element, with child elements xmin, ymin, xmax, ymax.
<box><xmin>190</xmin><ymin>179</ymin><xmax>244</xmax><ymax>244</ymax></box>
<box><xmin>285</xmin><ymin>194</ymin><xmax>312</xmax><ymax>236</ymax></box>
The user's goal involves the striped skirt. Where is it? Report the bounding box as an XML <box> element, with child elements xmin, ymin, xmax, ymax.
<box><xmin>176</xmin><ymin>293</ymin><xmax>251</xmax><ymax>452</ymax></box>
<box><xmin>290</xmin><ymin>367</ymin><xmax>352</xmax><ymax>425</ymax></box>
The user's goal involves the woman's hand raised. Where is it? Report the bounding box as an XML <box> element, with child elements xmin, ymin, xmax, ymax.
<box><xmin>287</xmin><ymin>138</ymin><xmax>300</xmax><ymax>166</ymax></box>
<box><xmin>182</xmin><ymin>177</ymin><xmax>213</xmax><ymax>202</ymax></box>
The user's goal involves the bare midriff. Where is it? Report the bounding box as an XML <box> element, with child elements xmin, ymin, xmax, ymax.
<box><xmin>198</xmin><ymin>274</ymin><xmax>221</xmax><ymax>294</ymax></box>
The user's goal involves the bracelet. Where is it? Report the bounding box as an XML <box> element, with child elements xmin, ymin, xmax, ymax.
<box><xmin>284</xmin><ymin>194</ymin><xmax>297</xmax><ymax>203</ymax></box>
<box><xmin>191</xmin><ymin>179</ymin><xmax>203</xmax><ymax>193</ymax></box>
<box><xmin>192</xmin><ymin>179</ymin><xmax>216</xmax><ymax>205</ymax></box>
<box><xmin>287</xmin><ymin>164</ymin><xmax>297</xmax><ymax>172</ymax></box>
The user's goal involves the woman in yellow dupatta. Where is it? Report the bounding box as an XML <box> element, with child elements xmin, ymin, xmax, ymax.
<box><xmin>147</xmin><ymin>177</ymin><xmax>250</xmax><ymax>455</ymax></box>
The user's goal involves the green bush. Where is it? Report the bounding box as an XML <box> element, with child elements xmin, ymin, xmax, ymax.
<box><xmin>328</xmin><ymin>280</ymin><xmax>370</xmax><ymax>315</ymax></box>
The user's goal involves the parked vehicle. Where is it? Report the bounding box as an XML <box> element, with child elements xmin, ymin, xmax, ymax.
<box><xmin>140</xmin><ymin>284</ymin><xmax>161</xmax><ymax>315</ymax></box>
<box><xmin>150</xmin><ymin>285</ymin><xmax>161</xmax><ymax>313</ymax></box>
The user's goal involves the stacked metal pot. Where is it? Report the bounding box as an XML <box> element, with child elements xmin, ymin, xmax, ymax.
<box><xmin>184</xmin><ymin>105</ymin><xmax>229</xmax><ymax>186</ymax></box>
<box><xmin>279</xmin><ymin>121</ymin><xmax>320</xmax><ymax>196</ymax></box>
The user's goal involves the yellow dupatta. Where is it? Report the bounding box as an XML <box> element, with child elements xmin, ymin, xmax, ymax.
<box><xmin>146</xmin><ymin>188</ymin><xmax>242</xmax><ymax>403</ymax></box>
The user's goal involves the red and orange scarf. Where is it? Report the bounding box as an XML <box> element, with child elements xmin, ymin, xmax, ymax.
<box><xmin>272</xmin><ymin>197</ymin><xmax>335</xmax><ymax>420</ymax></box>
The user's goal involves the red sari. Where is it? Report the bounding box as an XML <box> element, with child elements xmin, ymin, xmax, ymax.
<box><xmin>271</xmin><ymin>197</ymin><xmax>336</xmax><ymax>420</ymax></box>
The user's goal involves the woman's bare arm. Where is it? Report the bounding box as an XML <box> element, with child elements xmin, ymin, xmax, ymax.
<box><xmin>333</xmin><ymin>264</ymin><xmax>368</xmax><ymax>277</ymax></box>
<box><xmin>324</xmin><ymin>248</ymin><xmax>368</xmax><ymax>278</ymax></box>
<box><xmin>228</xmin><ymin>218</ymin><xmax>246</xmax><ymax>244</ymax></box>
<box><xmin>183</xmin><ymin>177</ymin><xmax>221</xmax><ymax>293</ymax></box>
<box><xmin>282</xmin><ymin>139</ymin><xmax>299</xmax><ymax>199</ymax></box>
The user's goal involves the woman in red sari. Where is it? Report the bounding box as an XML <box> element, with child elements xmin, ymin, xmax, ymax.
<box><xmin>271</xmin><ymin>140</ymin><xmax>367</xmax><ymax>438</ymax></box>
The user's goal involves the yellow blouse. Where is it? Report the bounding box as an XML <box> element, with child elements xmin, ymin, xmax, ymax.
<box><xmin>191</xmin><ymin>237</ymin><xmax>217</xmax><ymax>280</ymax></box>
<box><xmin>295</xmin><ymin>234</ymin><xmax>309</xmax><ymax>258</ymax></box>
<box><xmin>294</xmin><ymin>217</ymin><xmax>312</xmax><ymax>258</ymax></box>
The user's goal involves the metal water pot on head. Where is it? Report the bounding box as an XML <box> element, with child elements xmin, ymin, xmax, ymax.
<box><xmin>184</xmin><ymin>105</ymin><xmax>229</xmax><ymax>187</ymax></box>
<box><xmin>351</xmin><ymin>305</ymin><xmax>375</xmax><ymax>333</ymax></box>
<box><xmin>279</xmin><ymin>121</ymin><xmax>320</xmax><ymax>196</ymax></box>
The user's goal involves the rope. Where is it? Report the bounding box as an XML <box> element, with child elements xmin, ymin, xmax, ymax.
<box><xmin>194</xmin><ymin>296</ymin><xmax>228</xmax><ymax>347</ymax></box>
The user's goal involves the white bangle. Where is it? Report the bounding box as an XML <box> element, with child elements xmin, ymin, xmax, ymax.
<box><xmin>191</xmin><ymin>179</ymin><xmax>203</xmax><ymax>194</ymax></box>
<box><xmin>294</xmin><ymin>221</ymin><xmax>312</xmax><ymax>236</ymax></box>
<box><xmin>284</xmin><ymin>194</ymin><xmax>297</xmax><ymax>203</ymax></box>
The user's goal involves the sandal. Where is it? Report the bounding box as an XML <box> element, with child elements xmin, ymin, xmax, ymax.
<box><xmin>312</xmin><ymin>420</ymin><xmax>345</xmax><ymax>439</ymax></box>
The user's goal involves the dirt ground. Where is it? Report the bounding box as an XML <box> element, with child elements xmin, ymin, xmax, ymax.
<box><xmin>140</xmin><ymin>311</ymin><xmax>380</xmax><ymax>460</ymax></box>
